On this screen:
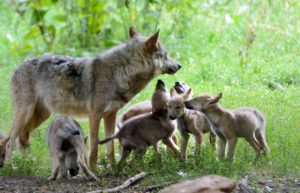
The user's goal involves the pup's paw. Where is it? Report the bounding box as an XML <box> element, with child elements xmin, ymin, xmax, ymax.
<box><xmin>48</xmin><ymin>176</ymin><xmax>56</xmax><ymax>180</ymax></box>
<box><xmin>85</xmin><ymin>175</ymin><xmax>99</xmax><ymax>182</ymax></box>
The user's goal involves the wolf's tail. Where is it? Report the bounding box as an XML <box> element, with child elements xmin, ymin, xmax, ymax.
<box><xmin>116</xmin><ymin>116</ymin><xmax>124</xmax><ymax>129</ymax></box>
<box><xmin>98</xmin><ymin>135</ymin><xmax>118</xmax><ymax>145</ymax></box>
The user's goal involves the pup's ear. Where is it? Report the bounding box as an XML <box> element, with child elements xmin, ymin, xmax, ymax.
<box><xmin>129</xmin><ymin>26</ymin><xmax>139</xmax><ymax>38</ymax></box>
<box><xmin>145</xmin><ymin>29</ymin><xmax>160</xmax><ymax>53</ymax></box>
<box><xmin>84</xmin><ymin>137</ymin><xmax>88</xmax><ymax>144</ymax></box>
<box><xmin>182</xmin><ymin>88</ymin><xmax>192</xmax><ymax>100</ymax></box>
<box><xmin>208</xmin><ymin>93</ymin><xmax>222</xmax><ymax>105</ymax></box>
<box><xmin>170</xmin><ymin>87</ymin><xmax>178</xmax><ymax>97</ymax></box>
<box><xmin>0</xmin><ymin>136</ymin><xmax>10</xmax><ymax>146</ymax></box>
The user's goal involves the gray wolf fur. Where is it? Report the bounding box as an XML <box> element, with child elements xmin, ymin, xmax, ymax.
<box><xmin>98</xmin><ymin>80</ymin><xmax>180</xmax><ymax>163</ymax></box>
<box><xmin>184</xmin><ymin>93</ymin><xmax>270</xmax><ymax>160</ymax></box>
<box><xmin>0</xmin><ymin>134</ymin><xmax>9</xmax><ymax>168</ymax></box>
<box><xmin>5</xmin><ymin>27</ymin><xmax>181</xmax><ymax>168</ymax></box>
<box><xmin>168</xmin><ymin>88</ymin><xmax>216</xmax><ymax>159</ymax></box>
<box><xmin>46</xmin><ymin>116</ymin><xmax>98</xmax><ymax>181</ymax></box>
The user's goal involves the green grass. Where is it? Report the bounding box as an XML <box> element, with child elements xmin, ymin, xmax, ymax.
<box><xmin>0</xmin><ymin>0</ymin><xmax>299</xmax><ymax>187</ymax></box>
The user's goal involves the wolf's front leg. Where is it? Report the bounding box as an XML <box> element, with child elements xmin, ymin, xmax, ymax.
<box><xmin>227</xmin><ymin>138</ymin><xmax>238</xmax><ymax>161</ymax></box>
<box><xmin>219</xmin><ymin>137</ymin><xmax>227</xmax><ymax>159</ymax></box>
<box><xmin>104</xmin><ymin>111</ymin><xmax>117</xmax><ymax>163</ymax></box>
<box><xmin>162</xmin><ymin>137</ymin><xmax>181</xmax><ymax>158</ymax></box>
<box><xmin>88</xmin><ymin>114</ymin><xmax>102</xmax><ymax>168</ymax></box>
<box><xmin>193</xmin><ymin>132</ymin><xmax>203</xmax><ymax>155</ymax></box>
<box><xmin>179</xmin><ymin>132</ymin><xmax>190</xmax><ymax>160</ymax></box>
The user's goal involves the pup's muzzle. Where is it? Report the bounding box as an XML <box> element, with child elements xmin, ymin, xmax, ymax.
<box><xmin>69</xmin><ymin>167</ymin><xmax>79</xmax><ymax>176</ymax></box>
<box><xmin>168</xmin><ymin>115</ymin><xmax>177</xmax><ymax>120</ymax></box>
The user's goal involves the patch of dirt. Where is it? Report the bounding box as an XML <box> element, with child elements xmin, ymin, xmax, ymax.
<box><xmin>237</xmin><ymin>174</ymin><xmax>300</xmax><ymax>193</ymax></box>
<box><xmin>1</xmin><ymin>174</ymin><xmax>299</xmax><ymax>193</ymax></box>
<box><xmin>0</xmin><ymin>176</ymin><xmax>107</xmax><ymax>193</ymax></box>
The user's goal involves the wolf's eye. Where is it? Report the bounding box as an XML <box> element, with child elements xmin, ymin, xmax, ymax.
<box><xmin>176</xmin><ymin>106</ymin><xmax>181</xmax><ymax>110</ymax></box>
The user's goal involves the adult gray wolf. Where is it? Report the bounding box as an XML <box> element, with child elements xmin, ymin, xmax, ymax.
<box><xmin>184</xmin><ymin>93</ymin><xmax>269</xmax><ymax>160</ymax></box>
<box><xmin>98</xmin><ymin>80</ymin><xmax>180</xmax><ymax>164</ymax></box>
<box><xmin>4</xmin><ymin>27</ymin><xmax>181</xmax><ymax>168</ymax></box>
<box><xmin>46</xmin><ymin>116</ymin><xmax>98</xmax><ymax>181</ymax></box>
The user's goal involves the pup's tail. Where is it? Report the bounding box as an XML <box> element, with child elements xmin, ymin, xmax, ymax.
<box><xmin>116</xmin><ymin>116</ymin><xmax>124</xmax><ymax>129</ymax></box>
<box><xmin>98</xmin><ymin>135</ymin><xmax>118</xmax><ymax>145</ymax></box>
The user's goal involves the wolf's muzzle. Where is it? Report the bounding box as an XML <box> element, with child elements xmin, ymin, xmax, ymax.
<box><xmin>169</xmin><ymin>115</ymin><xmax>177</xmax><ymax>120</ymax></box>
<box><xmin>69</xmin><ymin>168</ymin><xmax>79</xmax><ymax>176</ymax></box>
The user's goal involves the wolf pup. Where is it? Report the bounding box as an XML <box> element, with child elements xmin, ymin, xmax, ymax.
<box><xmin>117</xmin><ymin>82</ymin><xmax>193</xmax><ymax>129</ymax></box>
<box><xmin>98</xmin><ymin>80</ymin><xmax>180</xmax><ymax>163</ymax></box>
<box><xmin>46</xmin><ymin>116</ymin><xmax>98</xmax><ymax>181</ymax></box>
<box><xmin>168</xmin><ymin>89</ymin><xmax>216</xmax><ymax>159</ymax></box>
<box><xmin>185</xmin><ymin>93</ymin><xmax>270</xmax><ymax>160</ymax></box>
<box><xmin>0</xmin><ymin>134</ymin><xmax>10</xmax><ymax>168</ymax></box>
<box><xmin>6</xmin><ymin>27</ymin><xmax>181</xmax><ymax>167</ymax></box>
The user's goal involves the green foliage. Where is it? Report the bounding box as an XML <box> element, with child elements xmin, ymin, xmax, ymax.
<box><xmin>0</xmin><ymin>0</ymin><xmax>299</xmax><ymax>186</ymax></box>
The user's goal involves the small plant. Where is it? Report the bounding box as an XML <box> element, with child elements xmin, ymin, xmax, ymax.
<box><xmin>239</xmin><ymin>23</ymin><xmax>256</xmax><ymax>71</ymax></box>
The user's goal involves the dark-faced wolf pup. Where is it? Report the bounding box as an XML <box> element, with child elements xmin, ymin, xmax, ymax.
<box><xmin>98</xmin><ymin>80</ymin><xmax>180</xmax><ymax>164</ymax></box>
<box><xmin>5</xmin><ymin>26</ymin><xmax>181</xmax><ymax>168</ymax></box>
<box><xmin>46</xmin><ymin>116</ymin><xmax>98</xmax><ymax>181</ymax></box>
<box><xmin>117</xmin><ymin>81</ymin><xmax>193</xmax><ymax>129</ymax></box>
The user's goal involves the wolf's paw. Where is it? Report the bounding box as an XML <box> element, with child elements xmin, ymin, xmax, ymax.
<box><xmin>48</xmin><ymin>176</ymin><xmax>56</xmax><ymax>180</ymax></box>
<box><xmin>85</xmin><ymin>175</ymin><xmax>99</xmax><ymax>182</ymax></box>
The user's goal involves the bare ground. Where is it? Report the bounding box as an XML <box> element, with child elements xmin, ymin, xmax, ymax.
<box><xmin>0</xmin><ymin>174</ymin><xmax>299</xmax><ymax>193</ymax></box>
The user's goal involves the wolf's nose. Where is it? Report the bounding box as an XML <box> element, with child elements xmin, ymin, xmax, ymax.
<box><xmin>169</xmin><ymin>115</ymin><xmax>176</xmax><ymax>120</ymax></box>
<box><xmin>177</xmin><ymin>64</ymin><xmax>182</xmax><ymax>69</ymax></box>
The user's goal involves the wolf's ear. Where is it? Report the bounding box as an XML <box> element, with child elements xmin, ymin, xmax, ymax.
<box><xmin>182</xmin><ymin>88</ymin><xmax>192</xmax><ymax>100</ymax></box>
<box><xmin>170</xmin><ymin>87</ymin><xmax>178</xmax><ymax>97</ymax></box>
<box><xmin>208</xmin><ymin>93</ymin><xmax>222</xmax><ymax>105</ymax></box>
<box><xmin>129</xmin><ymin>26</ymin><xmax>139</xmax><ymax>38</ymax></box>
<box><xmin>145</xmin><ymin>30</ymin><xmax>160</xmax><ymax>53</ymax></box>
<box><xmin>0</xmin><ymin>136</ymin><xmax>10</xmax><ymax>146</ymax></box>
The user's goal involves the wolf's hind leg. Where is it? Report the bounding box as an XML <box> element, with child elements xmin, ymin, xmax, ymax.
<box><xmin>77</xmin><ymin>152</ymin><xmax>98</xmax><ymax>181</ymax></box>
<box><xmin>48</xmin><ymin>154</ymin><xmax>60</xmax><ymax>180</ymax></box>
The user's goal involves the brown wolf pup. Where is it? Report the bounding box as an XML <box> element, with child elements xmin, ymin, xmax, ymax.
<box><xmin>116</xmin><ymin>82</ymin><xmax>192</xmax><ymax>148</ymax></box>
<box><xmin>46</xmin><ymin>116</ymin><xmax>98</xmax><ymax>181</ymax></box>
<box><xmin>184</xmin><ymin>93</ymin><xmax>270</xmax><ymax>160</ymax></box>
<box><xmin>168</xmin><ymin>89</ymin><xmax>216</xmax><ymax>159</ymax></box>
<box><xmin>98</xmin><ymin>80</ymin><xmax>180</xmax><ymax>163</ymax></box>
<box><xmin>6</xmin><ymin>27</ymin><xmax>181</xmax><ymax>167</ymax></box>
<box><xmin>116</xmin><ymin>82</ymin><xmax>193</xmax><ymax>129</ymax></box>
<box><xmin>0</xmin><ymin>134</ymin><xmax>10</xmax><ymax>168</ymax></box>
